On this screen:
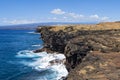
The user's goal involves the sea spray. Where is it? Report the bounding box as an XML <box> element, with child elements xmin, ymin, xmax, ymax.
<box><xmin>16</xmin><ymin>50</ymin><xmax>68</xmax><ymax>80</ymax></box>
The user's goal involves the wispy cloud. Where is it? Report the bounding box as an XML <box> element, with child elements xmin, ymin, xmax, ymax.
<box><xmin>51</xmin><ymin>8</ymin><xmax>65</xmax><ymax>15</ymax></box>
<box><xmin>90</xmin><ymin>14</ymin><xmax>99</xmax><ymax>19</ymax></box>
<box><xmin>0</xmin><ymin>9</ymin><xmax>110</xmax><ymax>25</ymax></box>
<box><xmin>89</xmin><ymin>14</ymin><xmax>109</xmax><ymax>21</ymax></box>
<box><xmin>68</xmin><ymin>13</ymin><xmax>84</xmax><ymax>19</ymax></box>
<box><xmin>101</xmin><ymin>17</ymin><xmax>109</xmax><ymax>21</ymax></box>
<box><xmin>2</xmin><ymin>19</ymin><xmax>40</xmax><ymax>25</ymax></box>
<box><xmin>50</xmin><ymin>8</ymin><xmax>109</xmax><ymax>22</ymax></box>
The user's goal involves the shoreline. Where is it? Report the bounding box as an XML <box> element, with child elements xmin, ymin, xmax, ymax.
<box><xmin>35</xmin><ymin>22</ymin><xmax>120</xmax><ymax>80</ymax></box>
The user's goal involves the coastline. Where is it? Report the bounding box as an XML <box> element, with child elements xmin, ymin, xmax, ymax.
<box><xmin>35</xmin><ymin>22</ymin><xmax>120</xmax><ymax>80</ymax></box>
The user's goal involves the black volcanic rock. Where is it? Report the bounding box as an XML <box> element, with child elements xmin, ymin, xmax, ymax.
<box><xmin>36</xmin><ymin>23</ymin><xmax>120</xmax><ymax>80</ymax></box>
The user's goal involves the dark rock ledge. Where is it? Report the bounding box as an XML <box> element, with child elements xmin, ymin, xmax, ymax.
<box><xmin>34</xmin><ymin>22</ymin><xmax>120</xmax><ymax>80</ymax></box>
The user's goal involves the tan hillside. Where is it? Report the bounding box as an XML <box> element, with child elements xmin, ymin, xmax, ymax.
<box><xmin>41</xmin><ymin>22</ymin><xmax>120</xmax><ymax>32</ymax></box>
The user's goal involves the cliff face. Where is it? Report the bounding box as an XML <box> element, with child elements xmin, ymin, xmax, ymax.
<box><xmin>67</xmin><ymin>52</ymin><xmax>120</xmax><ymax>80</ymax></box>
<box><xmin>36</xmin><ymin>22</ymin><xmax>120</xmax><ymax>80</ymax></box>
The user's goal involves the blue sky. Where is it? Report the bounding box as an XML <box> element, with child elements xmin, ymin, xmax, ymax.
<box><xmin>0</xmin><ymin>0</ymin><xmax>120</xmax><ymax>25</ymax></box>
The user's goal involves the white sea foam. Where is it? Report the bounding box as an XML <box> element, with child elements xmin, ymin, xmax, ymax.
<box><xmin>16</xmin><ymin>50</ymin><xmax>68</xmax><ymax>80</ymax></box>
<box><xmin>16</xmin><ymin>50</ymin><xmax>47</xmax><ymax>58</ymax></box>
<box><xmin>32</xmin><ymin>44</ymin><xmax>41</xmax><ymax>47</ymax></box>
<box><xmin>27</xmin><ymin>32</ymin><xmax>40</xmax><ymax>34</ymax></box>
<box><xmin>50</xmin><ymin>64</ymin><xmax>68</xmax><ymax>80</ymax></box>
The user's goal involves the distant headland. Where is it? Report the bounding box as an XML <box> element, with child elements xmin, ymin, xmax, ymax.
<box><xmin>0</xmin><ymin>22</ymin><xmax>97</xmax><ymax>30</ymax></box>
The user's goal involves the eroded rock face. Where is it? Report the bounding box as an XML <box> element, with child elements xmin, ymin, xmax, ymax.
<box><xmin>67</xmin><ymin>51</ymin><xmax>120</xmax><ymax>80</ymax></box>
<box><xmin>36</xmin><ymin>23</ymin><xmax>120</xmax><ymax>80</ymax></box>
<box><xmin>64</xmin><ymin>37</ymin><xmax>92</xmax><ymax>70</ymax></box>
<box><xmin>36</xmin><ymin>27</ymin><xmax>75</xmax><ymax>53</ymax></box>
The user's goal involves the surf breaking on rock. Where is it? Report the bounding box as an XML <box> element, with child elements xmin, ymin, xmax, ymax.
<box><xmin>16</xmin><ymin>50</ymin><xmax>68</xmax><ymax>80</ymax></box>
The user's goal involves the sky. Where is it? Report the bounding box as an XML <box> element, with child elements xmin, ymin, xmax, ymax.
<box><xmin>0</xmin><ymin>0</ymin><xmax>120</xmax><ymax>25</ymax></box>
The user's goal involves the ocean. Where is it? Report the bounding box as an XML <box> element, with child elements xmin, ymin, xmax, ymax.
<box><xmin>0</xmin><ymin>30</ymin><xmax>68</xmax><ymax>80</ymax></box>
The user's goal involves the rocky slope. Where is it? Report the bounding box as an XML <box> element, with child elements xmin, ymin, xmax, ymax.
<box><xmin>35</xmin><ymin>22</ymin><xmax>120</xmax><ymax>80</ymax></box>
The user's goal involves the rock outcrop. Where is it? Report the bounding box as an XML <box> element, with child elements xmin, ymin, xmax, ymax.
<box><xmin>35</xmin><ymin>22</ymin><xmax>120</xmax><ymax>80</ymax></box>
<box><xmin>67</xmin><ymin>51</ymin><xmax>120</xmax><ymax>80</ymax></box>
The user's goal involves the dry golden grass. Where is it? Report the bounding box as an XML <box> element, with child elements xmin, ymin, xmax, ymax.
<box><xmin>49</xmin><ymin>22</ymin><xmax>120</xmax><ymax>32</ymax></box>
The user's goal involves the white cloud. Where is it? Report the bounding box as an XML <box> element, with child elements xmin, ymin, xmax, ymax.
<box><xmin>90</xmin><ymin>14</ymin><xmax>99</xmax><ymax>19</ymax></box>
<box><xmin>50</xmin><ymin>9</ymin><xmax>110</xmax><ymax>22</ymax></box>
<box><xmin>0</xmin><ymin>9</ymin><xmax>110</xmax><ymax>25</ymax></box>
<box><xmin>48</xmin><ymin>17</ymin><xmax>57</xmax><ymax>20</ymax></box>
<box><xmin>51</xmin><ymin>9</ymin><xmax>84</xmax><ymax>19</ymax></box>
<box><xmin>51</xmin><ymin>8</ymin><xmax>65</xmax><ymax>15</ymax></box>
<box><xmin>101</xmin><ymin>17</ymin><xmax>109</xmax><ymax>21</ymax></box>
<box><xmin>63</xmin><ymin>17</ymin><xmax>67</xmax><ymax>19</ymax></box>
<box><xmin>89</xmin><ymin>15</ymin><xmax>109</xmax><ymax>21</ymax></box>
<box><xmin>68</xmin><ymin>13</ymin><xmax>84</xmax><ymax>19</ymax></box>
<box><xmin>2</xmin><ymin>19</ymin><xmax>39</xmax><ymax>24</ymax></box>
<box><xmin>53</xmin><ymin>17</ymin><xmax>57</xmax><ymax>20</ymax></box>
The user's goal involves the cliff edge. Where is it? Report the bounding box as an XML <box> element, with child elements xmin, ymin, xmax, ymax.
<box><xmin>35</xmin><ymin>22</ymin><xmax>120</xmax><ymax>80</ymax></box>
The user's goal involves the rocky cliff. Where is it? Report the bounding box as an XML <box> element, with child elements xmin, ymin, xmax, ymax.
<box><xmin>35</xmin><ymin>22</ymin><xmax>120</xmax><ymax>80</ymax></box>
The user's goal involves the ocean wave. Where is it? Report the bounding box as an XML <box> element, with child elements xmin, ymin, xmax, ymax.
<box><xmin>32</xmin><ymin>44</ymin><xmax>41</xmax><ymax>47</ymax></box>
<box><xmin>27</xmin><ymin>32</ymin><xmax>40</xmax><ymax>34</ymax></box>
<box><xmin>16</xmin><ymin>50</ymin><xmax>68</xmax><ymax>80</ymax></box>
<box><xmin>16</xmin><ymin>50</ymin><xmax>47</xmax><ymax>58</ymax></box>
<box><xmin>50</xmin><ymin>64</ymin><xmax>68</xmax><ymax>80</ymax></box>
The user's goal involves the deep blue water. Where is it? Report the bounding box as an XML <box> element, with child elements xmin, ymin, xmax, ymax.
<box><xmin>0</xmin><ymin>30</ymin><xmax>43</xmax><ymax>80</ymax></box>
<box><xmin>0</xmin><ymin>30</ymin><xmax>68</xmax><ymax>80</ymax></box>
